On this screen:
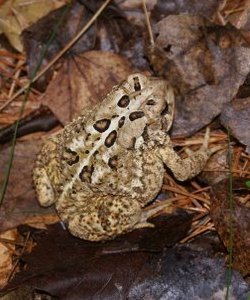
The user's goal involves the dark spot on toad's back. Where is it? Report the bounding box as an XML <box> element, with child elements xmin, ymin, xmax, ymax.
<box><xmin>105</xmin><ymin>130</ymin><xmax>117</xmax><ymax>148</ymax></box>
<box><xmin>65</xmin><ymin>148</ymin><xmax>77</xmax><ymax>155</ymax></box>
<box><xmin>93</xmin><ymin>119</ymin><xmax>111</xmax><ymax>133</ymax></box>
<box><xmin>129</xmin><ymin>111</ymin><xmax>144</xmax><ymax>121</ymax></box>
<box><xmin>142</xmin><ymin>125</ymin><xmax>149</xmax><ymax>141</ymax></box>
<box><xmin>64</xmin><ymin>148</ymin><xmax>79</xmax><ymax>166</ymax></box>
<box><xmin>79</xmin><ymin>165</ymin><xmax>94</xmax><ymax>183</ymax></box>
<box><xmin>128</xmin><ymin>137</ymin><xmax>136</xmax><ymax>149</ymax></box>
<box><xmin>67</xmin><ymin>155</ymin><xmax>79</xmax><ymax>166</ymax></box>
<box><xmin>108</xmin><ymin>155</ymin><xmax>118</xmax><ymax>170</ymax></box>
<box><xmin>117</xmin><ymin>95</ymin><xmax>130</xmax><ymax>108</ymax></box>
<box><xmin>118</xmin><ymin>116</ymin><xmax>125</xmax><ymax>128</ymax></box>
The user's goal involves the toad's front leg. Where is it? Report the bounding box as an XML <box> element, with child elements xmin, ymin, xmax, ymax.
<box><xmin>159</xmin><ymin>128</ymin><xmax>217</xmax><ymax>181</ymax></box>
<box><xmin>33</xmin><ymin>139</ymin><xmax>60</xmax><ymax>207</ymax></box>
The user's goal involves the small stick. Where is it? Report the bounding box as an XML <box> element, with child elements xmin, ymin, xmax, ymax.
<box><xmin>163</xmin><ymin>185</ymin><xmax>211</xmax><ymax>204</ymax></box>
<box><xmin>142</xmin><ymin>0</ymin><xmax>154</xmax><ymax>47</ymax></box>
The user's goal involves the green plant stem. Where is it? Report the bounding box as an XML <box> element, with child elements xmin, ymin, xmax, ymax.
<box><xmin>225</xmin><ymin>129</ymin><xmax>234</xmax><ymax>300</ymax></box>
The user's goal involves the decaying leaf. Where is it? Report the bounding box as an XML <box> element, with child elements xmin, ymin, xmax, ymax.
<box><xmin>0</xmin><ymin>212</ymin><xmax>192</xmax><ymax>298</ymax></box>
<box><xmin>201</xmin><ymin>148</ymin><xmax>230</xmax><ymax>185</ymax></box>
<box><xmin>2</xmin><ymin>225</ymin><xmax>249</xmax><ymax>299</ymax></box>
<box><xmin>151</xmin><ymin>0</ymin><xmax>220</xmax><ymax>21</ymax></box>
<box><xmin>237</xmin><ymin>72</ymin><xmax>250</xmax><ymax>98</ymax></box>
<box><xmin>22</xmin><ymin>0</ymin><xmax>96</xmax><ymax>91</ymax></box>
<box><xmin>0</xmin><ymin>0</ymin><xmax>64</xmax><ymax>52</ymax></box>
<box><xmin>22</xmin><ymin>0</ymin><xmax>135</xmax><ymax>91</ymax></box>
<box><xmin>0</xmin><ymin>138</ymin><xmax>56</xmax><ymax>232</ymax></box>
<box><xmin>149</xmin><ymin>14</ymin><xmax>250</xmax><ymax>137</ymax></box>
<box><xmin>210</xmin><ymin>177</ymin><xmax>250</xmax><ymax>276</ymax></box>
<box><xmin>220</xmin><ymin>97</ymin><xmax>250</xmax><ymax>154</ymax></box>
<box><xmin>1</xmin><ymin>1</ymin><xmax>250</xmax><ymax>297</ymax></box>
<box><xmin>41</xmin><ymin>51</ymin><xmax>134</xmax><ymax>124</ymax></box>
<box><xmin>213</xmin><ymin>0</ymin><xmax>250</xmax><ymax>29</ymax></box>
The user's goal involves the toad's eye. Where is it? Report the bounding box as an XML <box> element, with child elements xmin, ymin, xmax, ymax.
<box><xmin>146</xmin><ymin>99</ymin><xmax>156</xmax><ymax>105</ymax></box>
<box><xmin>133</xmin><ymin>77</ymin><xmax>141</xmax><ymax>91</ymax></box>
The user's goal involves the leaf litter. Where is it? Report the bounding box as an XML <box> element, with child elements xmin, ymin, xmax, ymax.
<box><xmin>0</xmin><ymin>0</ymin><xmax>249</xmax><ymax>298</ymax></box>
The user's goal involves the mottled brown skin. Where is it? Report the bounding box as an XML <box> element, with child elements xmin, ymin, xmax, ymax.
<box><xmin>33</xmin><ymin>74</ymin><xmax>213</xmax><ymax>241</ymax></box>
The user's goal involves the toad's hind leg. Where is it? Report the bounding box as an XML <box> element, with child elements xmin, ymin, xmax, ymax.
<box><xmin>61</xmin><ymin>195</ymin><xmax>173</xmax><ymax>241</ymax></box>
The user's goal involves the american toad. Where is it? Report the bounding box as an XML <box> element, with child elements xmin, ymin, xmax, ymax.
<box><xmin>33</xmin><ymin>74</ymin><xmax>215</xmax><ymax>241</ymax></box>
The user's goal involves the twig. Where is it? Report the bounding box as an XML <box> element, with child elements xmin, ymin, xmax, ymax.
<box><xmin>142</xmin><ymin>0</ymin><xmax>154</xmax><ymax>46</ymax></box>
<box><xmin>180</xmin><ymin>223</ymin><xmax>215</xmax><ymax>243</ymax></box>
<box><xmin>8</xmin><ymin>60</ymin><xmax>25</xmax><ymax>98</ymax></box>
<box><xmin>163</xmin><ymin>185</ymin><xmax>211</xmax><ymax>204</ymax></box>
<box><xmin>225</xmin><ymin>129</ymin><xmax>234</xmax><ymax>300</ymax></box>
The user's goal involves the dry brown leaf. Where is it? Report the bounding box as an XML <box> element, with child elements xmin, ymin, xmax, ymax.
<box><xmin>213</xmin><ymin>0</ymin><xmax>250</xmax><ymax>29</ymax></box>
<box><xmin>121</xmin><ymin>0</ymin><xmax>156</xmax><ymax>11</ymax></box>
<box><xmin>3</xmin><ymin>223</ymin><xmax>249</xmax><ymax>299</ymax></box>
<box><xmin>201</xmin><ymin>148</ymin><xmax>229</xmax><ymax>185</ymax></box>
<box><xmin>0</xmin><ymin>137</ymin><xmax>55</xmax><ymax>232</ymax></box>
<box><xmin>22</xmin><ymin>1</ymin><xmax>97</xmax><ymax>91</ymax></box>
<box><xmin>151</xmin><ymin>0</ymin><xmax>220</xmax><ymax>21</ymax></box>
<box><xmin>220</xmin><ymin>97</ymin><xmax>250</xmax><ymax>154</ymax></box>
<box><xmin>0</xmin><ymin>0</ymin><xmax>65</xmax><ymax>52</ymax></box>
<box><xmin>41</xmin><ymin>51</ymin><xmax>134</xmax><ymax>125</ymax></box>
<box><xmin>3</xmin><ymin>212</ymin><xmax>193</xmax><ymax>298</ymax></box>
<box><xmin>149</xmin><ymin>14</ymin><xmax>250</xmax><ymax>137</ymax></box>
<box><xmin>210</xmin><ymin>177</ymin><xmax>250</xmax><ymax>276</ymax></box>
<box><xmin>22</xmin><ymin>0</ymin><xmax>138</xmax><ymax>91</ymax></box>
